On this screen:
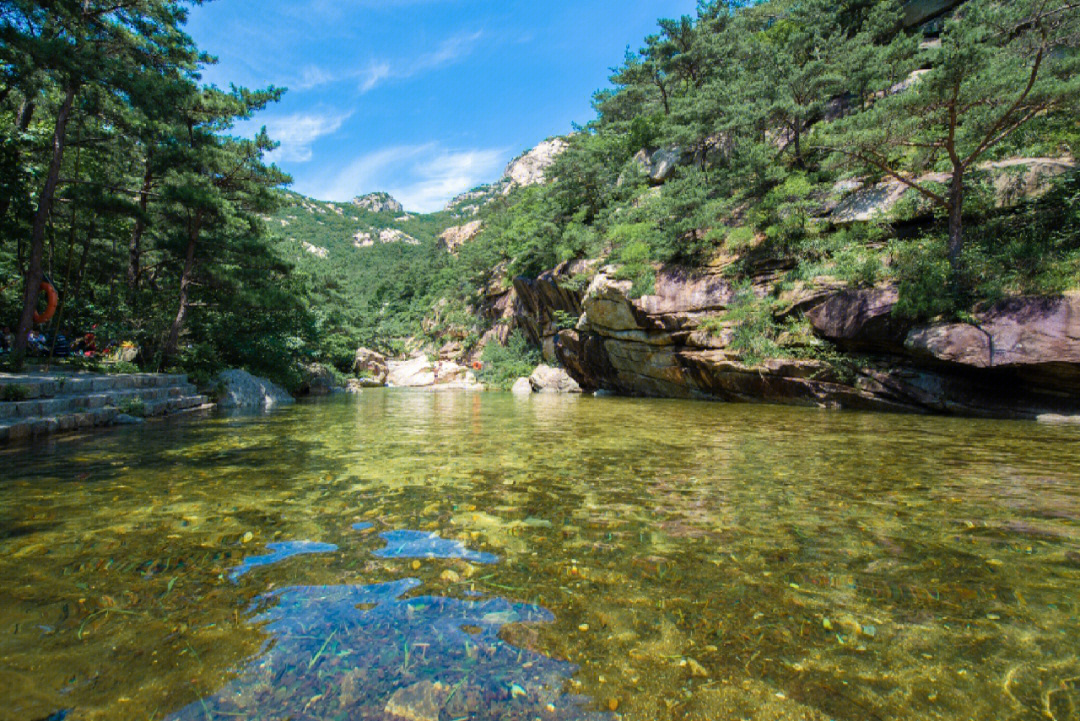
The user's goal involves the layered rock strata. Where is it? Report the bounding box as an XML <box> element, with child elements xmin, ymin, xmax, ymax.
<box><xmin>507</xmin><ymin>265</ymin><xmax>1080</xmax><ymax>420</ymax></box>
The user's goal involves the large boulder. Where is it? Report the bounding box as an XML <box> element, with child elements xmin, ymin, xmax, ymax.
<box><xmin>298</xmin><ymin>363</ymin><xmax>339</xmax><ymax>396</ymax></box>
<box><xmin>528</xmin><ymin>365</ymin><xmax>582</xmax><ymax>394</ymax></box>
<box><xmin>904</xmin><ymin>293</ymin><xmax>1080</xmax><ymax>371</ymax></box>
<box><xmin>217</xmin><ymin>370</ymin><xmax>294</xmax><ymax>410</ymax></box>
<box><xmin>386</xmin><ymin>356</ymin><xmax>483</xmax><ymax>390</ymax></box>
<box><xmin>804</xmin><ymin>287</ymin><xmax>908</xmax><ymax>354</ymax></box>
<box><xmin>354</xmin><ymin>348</ymin><xmax>388</xmax><ymax>386</ymax></box>
<box><xmin>510</xmin><ymin>377</ymin><xmax>533</xmax><ymax>395</ymax></box>
<box><xmin>631</xmin><ymin>147</ymin><xmax>685</xmax><ymax>184</ymax></box>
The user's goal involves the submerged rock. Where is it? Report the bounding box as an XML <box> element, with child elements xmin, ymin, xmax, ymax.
<box><xmin>217</xmin><ymin>370</ymin><xmax>294</xmax><ymax>410</ymax></box>
<box><xmin>384</xmin><ymin>680</ymin><xmax>450</xmax><ymax>721</ymax></box>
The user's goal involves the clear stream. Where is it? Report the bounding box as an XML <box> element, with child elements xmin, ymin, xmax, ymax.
<box><xmin>2</xmin><ymin>390</ymin><xmax>1079</xmax><ymax>721</ymax></box>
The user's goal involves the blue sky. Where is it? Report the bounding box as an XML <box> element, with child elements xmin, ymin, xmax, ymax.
<box><xmin>185</xmin><ymin>0</ymin><xmax>699</xmax><ymax>212</ymax></box>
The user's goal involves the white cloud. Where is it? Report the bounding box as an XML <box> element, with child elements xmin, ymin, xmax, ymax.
<box><xmin>311</xmin><ymin>144</ymin><xmax>507</xmax><ymax>213</ymax></box>
<box><xmin>359</xmin><ymin>31</ymin><xmax>483</xmax><ymax>93</ymax></box>
<box><xmin>389</xmin><ymin>148</ymin><xmax>506</xmax><ymax>212</ymax></box>
<box><xmin>264</xmin><ymin>111</ymin><xmax>351</xmax><ymax>162</ymax></box>
<box><xmin>297</xmin><ymin>65</ymin><xmax>337</xmax><ymax>89</ymax></box>
<box><xmin>360</xmin><ymin>62</ymin><xmax>393</xmax><ymax>92</ymax></box>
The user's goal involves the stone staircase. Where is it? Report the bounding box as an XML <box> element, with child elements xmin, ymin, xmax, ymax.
<box><xmin>0</xmin><ymin>371</ymin><xmax>210</xmax><ymax>442</ymax></box>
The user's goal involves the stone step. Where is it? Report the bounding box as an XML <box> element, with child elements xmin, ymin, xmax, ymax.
<box><xmin>0</xmin><ymin>394</ymin><xmax>210</xmax><ymax>442</ymax></box>
<box><xmin>0</xmin><ymin>372</ymin><xmax>191</xmax><ymax>401</ymax></box>
<box><xmin>0</xmin><ymin>384</ymin><xmax>198</xmax><ymax>420</ymax></box>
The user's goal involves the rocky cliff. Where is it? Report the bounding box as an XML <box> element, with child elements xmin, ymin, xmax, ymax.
<box><xmin>500</xmin><ymin>264</ymin><xmax>1080</xmax><ymax>421</ymax></box>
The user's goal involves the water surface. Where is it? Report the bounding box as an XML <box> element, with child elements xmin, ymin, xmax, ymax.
<box><xmin>2</xmin><ymin>390</ymin><xmax>1079</xmax><ymax>721</ymax></box>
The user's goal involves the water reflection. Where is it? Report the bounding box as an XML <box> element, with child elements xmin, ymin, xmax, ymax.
<box><xmin>167</xmin><ymin>578</ymin><xmax>609</xmax><ymax>721</ymax></box>
<box><xmin>228</xmin><ymin>541</ymin><xmax>339</xmax><ymax>580</ymax></box>
<box><xmin>374</xmin><ymin>529</ymin><xmax>499</xmax><ymax>564</ymax></box>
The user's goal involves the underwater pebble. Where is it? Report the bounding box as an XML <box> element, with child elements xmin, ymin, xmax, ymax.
<box><xmin>862</xmin><ymin>624</ymin><xmax>877</xmax><ymax>637</ymax></box>
<box><xmin>686</xmin><ymin>658</ymin><xmax>709</xmax><ymax>677</ymax></box>
<box><xmin>241</xmin><ymin>532</ymin><xmax>253</xmax><ymax>544</ymax></box>
<box><xmin>440</xmin><ymin>570</ymin><xmax>460</xmax><ymax>583</ymax></box>
<box><xmin>822</xmin><ymin>618</ymin><xmax>833</xmax><ymax>631</ymax></box>
<box><xmin>411</xmin><ymin>560</ymin><xmax>422</xmax><ymax>570</ymax></box>
<box><xmin>607</xmin><ymin>698</ymin><xmax>619</xmax><ymax>711</ymax></box>
<box><xmin>578</xmin><ymin>624</ymin><xmax>589</xmax><ymax>632</ymax></box>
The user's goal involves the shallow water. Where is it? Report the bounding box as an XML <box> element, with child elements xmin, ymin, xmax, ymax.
<box><xmin>2</xmin><ymin>390</ymin><xmax>1079</xmax><ymax>721</ymax></box>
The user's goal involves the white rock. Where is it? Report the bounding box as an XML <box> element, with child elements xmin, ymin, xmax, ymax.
<box><xmin>301</xmin><ymin>241</ymin><xmax>329</xmax><ymax>258</ymax></box>
<box><xmin>511</xmin><ymin>377</ymin><xmax>533</xmax><ymax>395</ymax></box>
<box><xmin>528</xmin><ymin>365</ymin><xmax>582</xmax><ymax>394</ymax></box>
<box><xmin>503</xmin><ymin>138</ymin><xmax>569</xmax><ymax>192</ymax></box>
<box><xmin>439</xmin><ymin>220</ymin><xmax>483</xmax><ymax>253</ymax></box>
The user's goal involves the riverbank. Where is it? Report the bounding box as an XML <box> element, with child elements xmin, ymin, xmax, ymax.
<box><xmin>0</xmin><ymin>371</ymin><xmax>211</xmax><ymax>443</ymax></box>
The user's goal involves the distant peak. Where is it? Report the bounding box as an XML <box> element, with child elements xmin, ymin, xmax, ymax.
<box><xmin>352</xmin><ymin>192</ymin><xmax>404</xmax><ymax>214</ymax></box>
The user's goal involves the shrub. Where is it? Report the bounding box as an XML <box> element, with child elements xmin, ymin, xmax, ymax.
<box><xmin>117</xmin><ymin>397</ymin><xmax>146</xmax><ymax>417</ymax></box>
<box><xmin>477</xmin><ymin>330</ymin><xmax>541</xmax><ymax>390</ymax></box>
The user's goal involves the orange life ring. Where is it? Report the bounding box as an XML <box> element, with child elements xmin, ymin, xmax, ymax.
<box><xmin>33</xmin><ymin>281</ymin><xmax>58</xmax><ymax>324</ymax></box>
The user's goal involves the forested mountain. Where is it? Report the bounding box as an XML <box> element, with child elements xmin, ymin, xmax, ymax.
<box><xmin>3</xmin><ymin>0</ymin><xmax>1079</xmax><ymax>398</ymax></box>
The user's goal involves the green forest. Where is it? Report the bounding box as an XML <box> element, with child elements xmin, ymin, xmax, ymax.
<box><xmin>2</xmin><ymin>0</ymin><xmax>1078</xmax><ymax>389</ymax></box>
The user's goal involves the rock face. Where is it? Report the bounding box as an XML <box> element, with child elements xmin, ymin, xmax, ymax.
<box><xmin>354</xmin><ymin>347</ymin><xmax>388</xmax><ymax>386</ymax></box>
<box><xmin>386</xmin><ymin>356</ymin><xmax>482</xmax><ymax>390</ymax></box>
<box><xmin>353</xmin><ymin>228</ymin><xmax>419</xmax><ymax>248</ymax></box>
<box><xmin>509</xmin><ymin>265</ymin><xmax>1080</xmax><ymax>419</ymax></box>
<box><xmin>830</xmin><ymin>158</ymin><xmax>1074</xmax><ymax>224</ymax></box>
<box><xmin>353</xmin><ymin>192</ymin><xmax>404</xmax><ymax>214</ymax></box>
<box><xmin>439</xmin><ymin>220</ymin><xmax>483</xmax><ymax>253</ymax></box>
<box><xmin>503</xmin><ymin>138</ymin><xmax>568</xmax><ymax>192</ymax></box>
<box><xmin>217</xmin><ymin>370</ymin><xmax>294</xmax><ymax>410</ymax></box>
<box><xmin>528</xmin><ymin>365</ymin><xmax>582</xmax><ymax>394</ymax></box>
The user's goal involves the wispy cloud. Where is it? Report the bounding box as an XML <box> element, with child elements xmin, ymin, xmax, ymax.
<box><xmin>286</xmin><ymin>31</ymin><xmax>484</xmax><ymax>93</ymax></box>
<box><xmin>311</xmin><ymin>143</ymin><xmax>507</xmax><ymax>213</ymax></box>
<box><xmin>359</xmin><ymin>31</ymin><xmax>484</xmax><ymax>92</ymax></box>
<box><xmin>264</xmin><ymin>111</ymin><xmax>352</xmax><ymax>162</ymax></box>
<box><xmin>389</xmin><ymin>148</ymin><xmax>506</xmax><ymax>212</ymax></box>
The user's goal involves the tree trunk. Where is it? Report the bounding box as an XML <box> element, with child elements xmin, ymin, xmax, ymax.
<box><xmin>946</xmin><ymin>169</ymin><xmax>964</xmax><ymax>269</ymax></box>
<box><xmin>164</xmin><ymin>223</ymin><xmax>198</xmax><ymax>366</ymax></box>
<box><xmin>793</xmin><ymin>120</ymin><xmax>803</xmax><ymax>167</ymax></box>
<box><xmin>127</xmin><ymin>151</ymin><xmax>154</xmax><ymax>298</ymax></box>
<box><xmin>12</xmin><ymin>84</ymin><xmax>77</xmax><ymax>367</ymax></box>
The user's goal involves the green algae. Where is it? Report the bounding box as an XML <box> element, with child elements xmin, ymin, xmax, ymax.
<box><xmin>1</xmin><ymin>391</ymin><xmax>1079</xmax><ymax>720</ymax></box>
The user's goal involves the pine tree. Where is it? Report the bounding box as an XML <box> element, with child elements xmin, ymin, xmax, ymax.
<box><xmin>818</xmin><ymin>0</ymin><xmax>1080</xmax><ymax>271</ymax></box>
